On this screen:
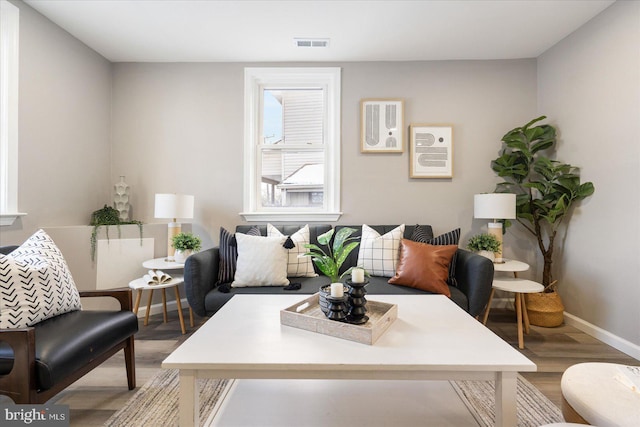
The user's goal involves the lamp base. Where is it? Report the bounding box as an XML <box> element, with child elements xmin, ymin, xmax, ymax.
<box><xmin>167</xmin><ymin>222</ymin><xmax>181</xmax><ymax>261</ymax></box>
<box><xmin>487</xmin><ymin>222</ymin><xmax>503</xmax><ymax>263</ymax></box>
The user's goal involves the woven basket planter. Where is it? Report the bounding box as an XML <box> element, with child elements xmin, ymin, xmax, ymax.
<box><xmin>525</xmin><ymin>291</ymin><xmax>565</xmax><ymax>327</ymax></box>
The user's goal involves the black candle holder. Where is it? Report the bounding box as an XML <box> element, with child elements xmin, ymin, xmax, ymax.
<box><xmin>325</xmin><ymin>295</ymin><xmax>348</xmax><ymax>322</ymax></box>
<box><xmin>345</xmin><ymin>278</ymin><xmax>369</xmax><ymax>324</ymax></box>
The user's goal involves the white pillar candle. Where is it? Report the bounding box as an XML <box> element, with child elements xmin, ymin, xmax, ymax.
<box><xmin>330</xmin><ymin>282</ymin><xmax>343</xmax><ymax>297</ymax></box>
<box><xmin>351</xmin><ymin>268</ymin><xmax>365</xmax><ymax>283</ymax></box>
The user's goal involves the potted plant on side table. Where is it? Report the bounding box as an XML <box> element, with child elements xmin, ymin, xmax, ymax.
<box><xmin>466</xmin><ymin>233</ymin><xmax>502</xmax><ymax>262</ymax></box>
<box><xmin>490</xmin><ymin>115</ymin><xmax>595</xmax><ymax>326</ymax></box>
<box><xmin>171</xmin><ymin>232</ymin><xmax>202</xmax><ymax>263</ymax></box>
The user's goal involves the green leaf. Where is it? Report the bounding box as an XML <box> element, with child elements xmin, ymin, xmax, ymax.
<box><xmin>522</xmin><ymin>115</ymin><xmax>547</xmax><ymax>129</ymax></box>
<box><xmin>523</xmin><ymin>181</ymin><xmax>546</xmax><ymax>193</ymax></box>
<box><xmin>303</xmin><ymin>243</ymin><xmax>327</xmax><ymax>258</ymax></box>
<box><xmin>316</xmin><ymin>229</ymin><xmax>334</xmax><ymax>246</ymax></box>
<box><xmin>332</xmin><ymin>227</ymin><xmax>357</xmax><ymax>254</ymax></box>
<box><xmin>530</xmin><ymin>138</ymin><xmax>554</xmax><ymax>154</ymax></box>
<box><xmin>577</xmin><ymin>182</ymin><xmax>595</xmax><ymax>198</ymax></box>
<box><xmin>334</xmin><ymin>241</ymin><xmax>360</xmax><ymax>270</ymax></box>
<box><xmin>312</xmin><ymin>256</ymin><xmax>338</xmax><ymax>282</ymax></box>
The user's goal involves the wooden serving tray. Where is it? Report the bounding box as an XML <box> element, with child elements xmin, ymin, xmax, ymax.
<box><xmin>280</xmin><ymin>293</ymin><xmax>397</xmax><ymax>345</ymax></box>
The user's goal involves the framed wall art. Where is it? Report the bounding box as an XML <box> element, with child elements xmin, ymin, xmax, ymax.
<box><xmin>409</xmin><ymin>124</ymin><xmax>453</xmax><ymax>178</ymax></box>
<box><xmin>360</xmin><ymin>99</ymin><xmax>404</xmax><ymax>153</ymax></box>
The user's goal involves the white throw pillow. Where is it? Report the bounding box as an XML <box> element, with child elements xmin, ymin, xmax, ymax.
<box><xmin>267</xmin><ymin>223</ymin><xmax>317</xmax><ymax>278</ymax></box>
<box><xmin>231</xmin><ymin>233</ymin><xmax>290</xmax><ymax>287</ymax></box>
<box><xmin>357</xmin><ymin>224</ymin><xmax>405</xmax><ymax>277</ymax></box>
<box><xmin>0</xmin><ymin>229</ymin><xmax>82</xmax><ymax>328</ymax></box>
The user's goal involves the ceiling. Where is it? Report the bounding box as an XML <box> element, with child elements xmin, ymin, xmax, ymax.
<box><xmin>23</xmin><ymin>0</ymin><xmax>615</xmax><ymax>63</ymax></box>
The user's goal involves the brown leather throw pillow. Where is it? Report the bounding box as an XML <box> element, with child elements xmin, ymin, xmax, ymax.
<box><xmin>388</xmin><ymin>239</ymin><xmax>458</xmax><ymax>297</ymax></box>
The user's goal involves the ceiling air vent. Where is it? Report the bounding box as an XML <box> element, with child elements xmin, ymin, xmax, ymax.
<box><xmin>294</xmin><ymin>38</ymin><xmax>330</xmax><ymax>48</ymax></box>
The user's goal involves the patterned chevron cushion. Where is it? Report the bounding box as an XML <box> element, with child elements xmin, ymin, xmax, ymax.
<box><xmin>0</xmin><ymin>229</ymin><xmax>82</xmax><ymax>328</ymax></box>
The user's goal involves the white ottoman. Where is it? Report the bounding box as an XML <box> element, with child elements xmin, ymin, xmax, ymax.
<box><xmin>561</xmin><ymin>362</ymin><xmax>640</xmax><ymax>426</ymax></box>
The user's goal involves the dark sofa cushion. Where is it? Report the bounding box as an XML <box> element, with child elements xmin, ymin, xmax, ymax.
<box><xmin>0</xmin><ymin>310</ymin><xmax>138</xmax><ymax>390</ymax></box>
<box><xmin>203</xmin><ymin>274</ymin><xmax>468</xmax><ymax>316</ymax></box>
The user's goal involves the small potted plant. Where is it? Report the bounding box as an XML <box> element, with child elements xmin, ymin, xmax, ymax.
<box><xmin>303</xmin><ymin>227</ymin><xmax>360</xmax><ymax>283</ymax></box>
<box><xmin>303</xmin><ymin>227</ymin><xmax>360</xmax><ymax>315</ymax></box>
<box><xmin>171</xmin><ymin>232</ymin><xmax>202</xmax><ymax>263</ymax></box>
<box><xmin>466</xmin><ymin>233</ymin><xmax>501</xmax><ymax>262</ymax></box>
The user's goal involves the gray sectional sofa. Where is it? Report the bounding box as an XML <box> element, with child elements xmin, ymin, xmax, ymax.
<box><xmin>184</xmin><ymin>224</ymin><xmax>494</xmax><ymax>318</ymax></box>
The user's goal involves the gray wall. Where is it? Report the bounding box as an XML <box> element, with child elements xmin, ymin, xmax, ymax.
<box><xmin>111</xmin><ymin>60</ymin><xmax>537</xmax><ymax>260</ymax></box>
<box><xmin>1</xmin><ymin>0</ymin><xmax>111</xmax><ymax>243</ymax></box>
<box><xmin>537</xmin><ymin>0</ymin><xmax>640</xmax><ymax>347</ymax></box>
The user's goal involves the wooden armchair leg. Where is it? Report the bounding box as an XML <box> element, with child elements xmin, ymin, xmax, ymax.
<box><xmin>124</xmin><ymin>336</ymin><xmax>136</xmax><ymax>390</ymax></box>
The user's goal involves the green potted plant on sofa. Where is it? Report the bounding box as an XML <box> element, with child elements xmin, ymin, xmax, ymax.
<box><xmin>490</xmin><ymin>115</ymin><xmax>595</xmax><ymax>326</ymax></box>
<box><xmin>172</xmin><ymin>232</ymin><xmax>202</xmax><ymax>263</ymax></box>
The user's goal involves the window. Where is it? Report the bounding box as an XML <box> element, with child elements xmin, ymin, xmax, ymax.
<box><xmin>241</xmin><ymin>67</ymin><xmax>341</xmax><ymax>222</ymax></box>
<box><xmin>0</xmin><ymin>0</ymin><xmax>23</xmax><ymax>226</ymax></box>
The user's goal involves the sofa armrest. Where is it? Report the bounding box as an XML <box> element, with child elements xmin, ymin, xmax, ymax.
<box><xmin>79</xmin><ymin>288</ymin><xmax>133</xmax><ymax>312</ymax></box>
<box><xmin>454</xmin><ymin>249</ymin><xmax>494</xmax><ymax>317</ymax></box>
<box><xmin>184</xmin><ymin>247</ymin><xmax>220</xmax><ymax>317</ymax></box>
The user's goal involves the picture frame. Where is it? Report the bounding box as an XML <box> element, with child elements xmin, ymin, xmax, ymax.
<box><xmin>409</xmin><ymin>124</ymin><xmax>454</xmax><ymax>178</ymax></box>
<box><xmin>360</xmin><ymin>99</ymin><xmax>404</xmax><ymax>153</ymax></box>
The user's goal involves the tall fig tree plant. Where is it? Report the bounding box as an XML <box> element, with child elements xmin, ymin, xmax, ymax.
<box><xmin>491</xmin><ymin>116</ymin><xmax>595</xmax><ymax>290</ymax></box>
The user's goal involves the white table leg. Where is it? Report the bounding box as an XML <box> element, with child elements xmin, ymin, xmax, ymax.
<box><xmin>179</xmin><ymin>369</ymin><xmax>199</xmax><ymax>427</ymax></box>
<box><xmin>495</xmin><ymin>371</ymin><xmax>518</xmax><ymax>427</ymax></box>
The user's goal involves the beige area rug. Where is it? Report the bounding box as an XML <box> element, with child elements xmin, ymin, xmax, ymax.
<box><xmin>105</xmin><ymin>369</ymin><xmax>562</xmax><ymax>427</ymax></box>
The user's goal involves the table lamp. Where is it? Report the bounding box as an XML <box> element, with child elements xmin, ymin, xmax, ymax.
<box><xmin>154</xmin><ymin>193</ymin><xmax>194</xmax><ymax>261</ymax></box>
<box><xmin>473</xmin><ymin>193</ymin><xmax>516</xmax><ymax>263</ymax></box>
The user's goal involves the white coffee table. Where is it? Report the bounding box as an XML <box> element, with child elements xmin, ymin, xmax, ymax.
<box><xmin>162</xmin><ymin>294</ymin><xmax>536</xmax><ymax>427</ymax></box>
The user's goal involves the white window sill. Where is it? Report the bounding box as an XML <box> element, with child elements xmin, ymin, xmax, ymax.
<box><xmin>0</xmin><ymin>212</ymin><xmax>27</xmax><ymax>226</ymax></box>
<box><xmin>239</xmin><ymin>211</ymin><xmax>342</xmax><ymax>222</ymax></box>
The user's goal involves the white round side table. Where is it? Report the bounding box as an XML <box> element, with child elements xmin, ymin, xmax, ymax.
<box><xmin>493</xmin><ymin>259</ymin><xmax>530</xmax><ymax>275</ymax></box>
<box><xmin>142</xmin><ymin>257</ymin><xmax>194</xmax><ymax>334</ymax></box>
<box><xmin>490</xmin><ymin>277</ymin><xmax>544</xmax><ymax>349</ymax></box>
<box><xmin>129</xmin><ymin>276</ymin><xmax>191</xmax><ymax>334</ymax></box>
<box><xmin>482</xmin><ymin>259</ymin><xmax>531</xmax><ymax>326</ymax></box>
<box><xmin>142</xmin><ymin>257</ymin><xmax>185</xmax><ymax>270</ymax></box>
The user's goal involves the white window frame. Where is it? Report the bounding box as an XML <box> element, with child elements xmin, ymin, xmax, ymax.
<box><xmin>241</xmin><ymin>67</ymin><xmax>342</xmax><ymax>222</ymax></box>
<box><xmin>0</xmin><ymin>0</ymin><xmax>24</xmax><ymax>226</ymax></box>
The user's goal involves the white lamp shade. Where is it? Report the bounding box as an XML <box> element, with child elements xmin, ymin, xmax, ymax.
<box><xmin>154</xmin><ymin>194</ymin><xmax>195</xmax><ymax>220</ymax></box>
<box><xmin>474</xmin><ymin>193</ymin><xmax>516</xmax><ymax>220</ymax></box>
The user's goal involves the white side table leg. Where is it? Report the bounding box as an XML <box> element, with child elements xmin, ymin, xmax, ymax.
<box><xmin>495</xmin><ymin>371</ymin><xmax>518</xmax><ymax>427</ymax></box>
<box><xmin>179</xmin><ymin>369</ymin><xmax>199</xmax><ymax>427</ymax></box>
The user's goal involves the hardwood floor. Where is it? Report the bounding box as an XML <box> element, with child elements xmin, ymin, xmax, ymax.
<box><xmin>487</xmin><ymin>307</ymin><xmax>639</xmax><ymax>408</ymax></box>
<box><xmin>19</xmin><ymin>304</ymin><xmax>639</xmax><ymax>426</ymax></box>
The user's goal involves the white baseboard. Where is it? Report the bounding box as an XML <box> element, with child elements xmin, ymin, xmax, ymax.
<box><xmin>563</xmin><ymin>312</ymin><xmax>640</xmax><ymax>361</ymax></box>
<box><xmin>490</xmin><ymin>297</ymin><xmax>640</xmax><ymax>361</ymax></box>
<box><xmin>135</xmin><ymin>298</ymin><xmax>189</xmax><ymax>318</ymax></box>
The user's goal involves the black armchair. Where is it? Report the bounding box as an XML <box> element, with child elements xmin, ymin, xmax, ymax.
<box><xmin>0</xmin><ymin>245</ymin><xmax>138</xmax><ymax>404</ymax></box>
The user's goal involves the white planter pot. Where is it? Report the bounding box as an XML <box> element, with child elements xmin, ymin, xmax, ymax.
<box><xmin>173</xmin><ymin>249</ymin><xmax>193</xmax><ymax>263</ymax></box>
<box><xmin>477</xmin><ymin>250</ymin><xmax>495</xmax><ymax>262</ymax></box>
